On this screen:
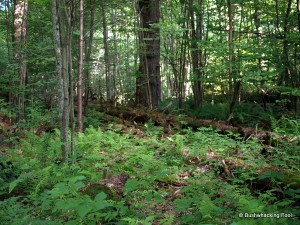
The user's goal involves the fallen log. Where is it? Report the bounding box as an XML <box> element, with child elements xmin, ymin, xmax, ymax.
<box><xmin>86</xmin><ymin>103</ymin><xmax>299</xmax><ymax>199</ymax></box>
<box><xmin>87</xmin><ymin>102</ymin><xmax>298</xmax><ymax>145</ymax></box>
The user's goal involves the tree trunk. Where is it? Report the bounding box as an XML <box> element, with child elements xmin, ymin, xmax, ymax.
<box><xmin>228</xmin><ymin>80</ymin><xmax>241</xmax><ymax>121</ymax></box>
<box><xmin>112</xmin><ymin>9</ymin><xmax>122</xmax><ymax>101</ymax></box>
<box><xmin>83</xmin><ymin>0</ymin><xmax>95</xmax><ymax>113</ymax></box>
<box><xmin>254</xmin><ymin>1</ymin><xmax>267</xmax><ymax>74</ymax></box>
<box><xmin>189</xmin><ymin>0</ymin><xmax>204</xmax><ymax>109</ymax></box>
<box><xmin>70</xmin><ymin>39</ymin><xmax>76</xmax><ymax>163</ymax></box>
<box><xmin>136</xmin><ymin>0</ymin><xmax>161</xmax><ymax>108</ymax></box>
<box><xmin>51</xmin><ymin>0</ymin><xmax>72</xmax><ymax>163</ymax></box>
<box><xmin>296</xmin><ymin>0</ymin><xmax>300</xmax><ymax>114</ymax></box>
<box><xmin>77</xmin><ymin>0</ymin><xmax>84</xmax><ymax>132</ymax></box>
<box><xmin>13</xmin><ymin>0</ymin><xmax>28</xmax><ymax>122</ymax></box>
<box><xmin>101</xmin><ymin>1</ymin><xmax>114</xmax><ymax>103</ymax></box>
<box><xmin>282</xmin><ymin>0</ymin><xmax>297</xmax><ymax>111</ymax></box>
<box><xmin>227</xmin><ymin>0</ymin><xmax>238</xmax><ymax>117</ymax></box>
<box><xmin>177</xmin><ymin>2</ymin><xmax>189</xmax><ymax>111</ymax></box>
<box><xmin>227</xmin><ymin>0</ymin><xmax>234</xmax><ymax>94</ymax></box>
<box><xmin>254</xmin><ymin>0</ymin><xmax>268</xmax><ymax>110</ymax></box>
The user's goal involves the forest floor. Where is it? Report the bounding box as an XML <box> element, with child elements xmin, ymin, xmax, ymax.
<box><xmin>0</xmin><ymin>104</ymin><xmax>300</xmax><ymax>224</ymax></box>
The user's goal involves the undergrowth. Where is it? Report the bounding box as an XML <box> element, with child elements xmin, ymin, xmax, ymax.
<box><xmin>159</xmin><ymin>98</ymin><xmax>283</xmax><ymax>129</ymax></box>
<box><xmin>1</xmin><ymin>118</ymin><xmax>299</xmax><ymax>224</ymax></box>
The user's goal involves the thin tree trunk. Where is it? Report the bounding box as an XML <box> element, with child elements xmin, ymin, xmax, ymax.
<box><xmin>13</xmin><ymin>0</ymin><xmax>28</xmax><ymax>123</ymax></box>
<box><xmin>227</xmin><ymin>0</ymin><xmax>234</xmax><ymax>94</ymax></box>
<box><xmin>5</xmin><ymin>0</ymin><xmax>13</xmax><ymax>63</ymax></box>
<box><xmin>227</xmin><ymin>0</ymin><xmax>240</xmax><ymax>118</ymax></box>
<box><xmin>67</xmin><ymin>0</ymin><xmax>75</xmax><ymax>163</ymax></box>
<box><xmin>51</xmin><ymin>0</ymin><xmax>63</xmax><ymax>123</ymax></box>
<box><xmin>5</xmin><ymin>0</ymin><xmax>15</xmax><ymax>111</ymax></box>
<box><xmin>112</xmin><ymin>9</ymin><xmax>122</xmax><ymax>101</ymax></box>
<box><xmin>254</xmin><ymin>0</ymin><xmax>268</xmax><ymax>110</ymax></box>
<box><xmin>282</xmin><ymin>0</ymin><xmax>296</xmax><ymax>111</ymax></box>
<box><xmin>70</xmin><ymin>43</ymin><xmax>76</xmax><ymax>163</ymax></box>
<box><xmin>296</xmin><ymin>0</ymin><xmax>300</xmax><ymax>114</ymax></box>
<box><xmin>189</xmin><ymin>0</ymin><xmax>203</xmax><ymax>109</ymax></box>
<box><xmin>254</xmin><ymin>0</ymin><xmax>267</xmax><ymax>74</ymax></box>
<box><xmin>84</xmin><ymin>0</ymin><xmax>95</xmax><ymax>113</ymax></box>
<box><xmin>77</xmin><ymin>0</ymin><xmax>83</xmax><ymax>132</ymax></box>
<box><xmin>101</xmin><ymin>1</ymin><xmax>114</xmax><ymax>103</ymax></box>
<box><xmin>178</xmin><ymin>3</ymin><xmax>189</xmax><ymax>111</ymax></box>
<box><xmin>51</xmin><ymin>0</ymin><xmax>72</xmax><ymax>163</ymax></box>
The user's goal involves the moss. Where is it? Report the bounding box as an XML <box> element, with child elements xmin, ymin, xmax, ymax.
<box><xmin>284</xmin><ymin>172</ymin><xmax>300</xmax><ymax>189</ymax></box>
<box><xmin>82</xmin><ymin>183</ymin><xmax>121</xmax><ymax>201</ymax></box>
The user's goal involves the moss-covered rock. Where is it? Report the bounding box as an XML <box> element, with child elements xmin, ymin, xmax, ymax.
<box><xmin>81</xmin><ymin>183</ymin><xmax>121</xmax><ymax>201</ymax></box>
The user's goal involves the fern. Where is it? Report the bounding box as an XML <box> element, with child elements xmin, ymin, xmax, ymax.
<box><xmin>3</xmin><ymin>116</ymin><xmax>300</xmax><ymax>224</ymax></box>
<box><xmin>31</xmin><ymin>166</ymin><xmax>53</xmax><ymax>198</ymax></box>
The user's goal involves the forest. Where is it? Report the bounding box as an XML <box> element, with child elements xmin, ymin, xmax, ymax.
<box><xmin>0</xmin><ymin>0</ymin><xmax>300</xmax><ymax>224</ymax></box>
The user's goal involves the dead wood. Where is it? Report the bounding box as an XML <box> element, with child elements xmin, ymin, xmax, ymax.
<box><xmin>88</xmin><ymin>102</ymin><xmax>296</xmax><ymax>145</ymax></box>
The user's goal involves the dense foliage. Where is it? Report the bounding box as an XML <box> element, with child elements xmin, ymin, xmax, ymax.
<box><xmin>1</xmin><ymin>0</ymin><xmax>300</xmax><ymax>116</ymax></box>
<box><xmin>1</xmin><ymin>111</ymin><xmax>299</xmax><ymax>224</ymax></box>
<box><xmin>0</xmin><ymin>0</ymin><xmax>300</xmax><ymax>224</ymax></box>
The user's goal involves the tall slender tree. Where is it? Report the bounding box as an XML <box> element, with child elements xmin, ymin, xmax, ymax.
<box><xmin>227</xmin><ymin>0</ymin><xmax>241</xmax><ymax>118</ymax></box>
<box><xmin>51</xmin><ymin>0</ymin><xmax>73</xmax><ymax>163</ymax></box>
<box><xmin>101</xmin><ymin>0</ymin><xmax>114</xmax><ymax>103</ymax></box>
<box><xmin>77</xmin><ymin>0</ymin><xmax>83</xmax><ymax>132</ymax></box>
<box><xmin>83</xmin><ymin>0</ymin><xmax>95</xmax><ymax>112</ymax></box>
<box><xmin>178</xmin><ymin>2</ymin><xmax>189</xmax><ymax>111</ymax></box>
<box><xmin>13</xmin><ymin>0</ymin><xmax>28</xmax><ymax>122</ymax></box>
<box><xmin>189</xmin><ymin>0</ymin><xmax>204</xmax><ymax>109</ymax></box>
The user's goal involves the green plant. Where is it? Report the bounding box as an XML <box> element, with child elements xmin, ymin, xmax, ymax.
<box><xmin>83</xmin><ymin>109</ymin><xmax>104</xmax><ymax>128</ymax></box>
<box><xmin>271</xmin><ymin>116</ymin><xmax>300</xmax><ymax>136</ymax></box>
<box><xmin>0</xmin><ymin>99</ymin><xmax>15</xmax><ymax>119</ymax></box>
<box><xmin>1</xmin><ymin>118</ymin><xmax>300</xmax><ymax>224</ymax></box>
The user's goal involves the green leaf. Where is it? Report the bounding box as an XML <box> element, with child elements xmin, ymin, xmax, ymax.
<box><xmin>9</xmin><ymin>179</ymin><xmax>21</xmax><ymax>193</ymax></box>
<box><xmin>92</xmin><ymin>193</ymin><xmax>113</xmax><ymax>211</ymax></box>
<box><xmin>50</xmin><ymin>182</ymin><xmax>69</xmax><ymax>196</ymax></box>
<box><xmin>65</xmin><ymin>220</ymin><xmax>79</xmax><ymax>225</ymax></box>
<box><xmin>77</xmin><ymin>204</ymin><xmax>93</xmax><ymax>218</ymax></box>
<box><xmin>69</xmin><ymin>175</ymin><xmax>86</xmax><ymax>183</ymax></box>
<box><xmin>92</xmin><ymin>201</ymin><xmax>112</xmax><ymax>211</ymax></box>
<box><xmin>9</xmin><ymin>172</ymin><xmax>33</xmax><ymax>193</ymax></box>
<box><xmin>72</xmin><ymin>181</ymin><xmax>85</xmax><ymax>191</ymax></box>
<box><xmin>95</xmin><ymin>192</ymin><xmax>107</xmax><ymax>201</ymax></box>
<box><xmin>53</xmin><ymin>199</ymin><xmax>78</xmax><ymax>212</ymax></box>
<box><xmin>124</xmin><ymin>179</ymin><xmax>140</xmax><ymax>192</ymax></box>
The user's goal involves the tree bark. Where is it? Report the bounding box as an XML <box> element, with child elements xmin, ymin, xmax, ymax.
<box><xmin>13</xmin><ymin>0</ymin><xmax>28</xmax><ymax>122</ymax></box>
<box><xmin>227</xmin><ymin>0</ymin><xmax>239</xmax><ymax>118</ymax></box>
<box><xmin>112</xmin><ymin>9</ymin><xmax>122</xmax><ymax>101</ymax></box>
<box><xmin>136</xmin><ymin>0</ymin><xmax>161</xmax><ymax>108</ymax></box>
<box><xmin>83</xmin><ymin>0</ymin><xmax>95</xmax><ymax>113</ymax></box>
<box><xmin>189</xmin><ymin>0</ymin><xmax>204</xmax><ymax>109</ymax></box>
<box><xmin>101</xmin><ymin>1</ymin><xmax>114</xmax><ymax>103</ymax></box>
<box><xmin>51</xmin><ymin>0</ymin><xmax>72</xmax><ymax>163</ymax></box>
<box><xmin>254</xmin><ymin>0</ymin><xmax>267</xmax><ymax>75</ymax></box>
<box><xmin>227</xmin><ymin>0</ymin><xmax>234</xmax><ymax>94</ymax></box>
<box><xmin>91</xmin><ymin>103</ymin><xmax>293</xmax><ymax>146</ymax></box>
<box><xmin>178</xmin><ymin>2</ymin><xmax>189</xmax><ymax>111</ymax></box>
<box><xmin>77</xmin><ymin>0</ymin><xmax>84</xmax><ymax>132</ymax></box>
<box><xmin>281</xmin><ymin>0</ymin><xmax>297</xmax><ymax>112</ymax></box>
